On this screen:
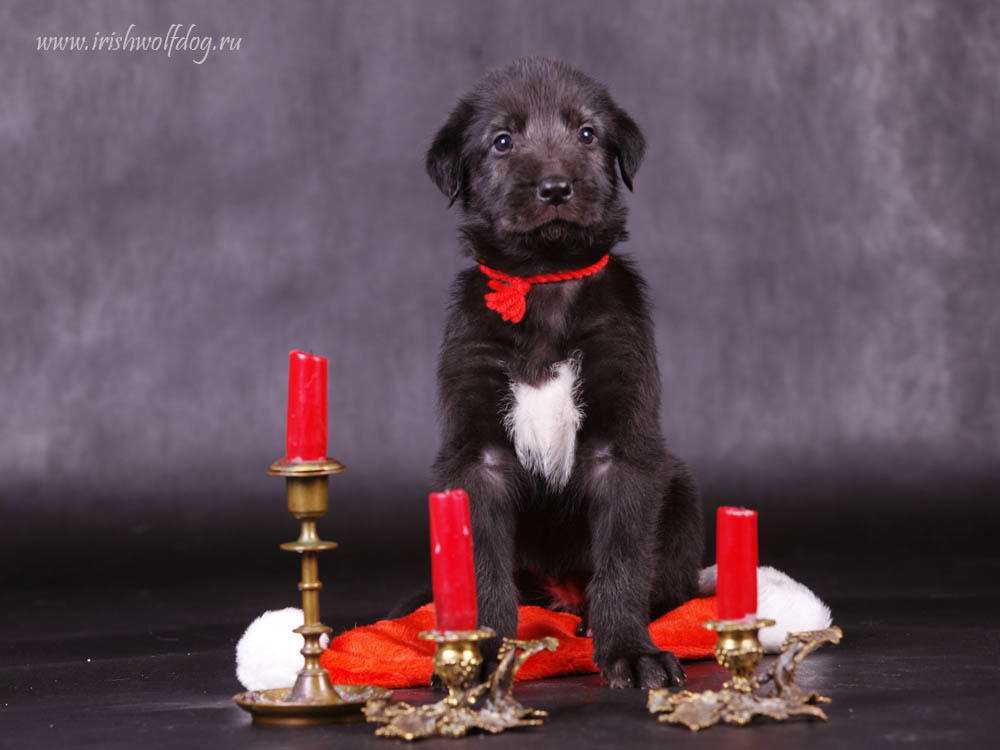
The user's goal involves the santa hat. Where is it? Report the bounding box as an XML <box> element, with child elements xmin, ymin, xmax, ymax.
<box><xmin>235</xmin><ymin>565</ymin><xmax>831</xmax><ymax>690</ymax></box>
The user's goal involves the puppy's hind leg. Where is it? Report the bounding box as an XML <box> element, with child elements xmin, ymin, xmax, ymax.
<box><xmin>387</xmin><ymin>585</ymin><xmax>433</xmax><ymax>619</ymax></box>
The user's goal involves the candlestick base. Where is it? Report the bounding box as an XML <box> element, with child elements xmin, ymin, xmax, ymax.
<box><xmin>364</xmin><ymin>628</ymin><xmax>558</xmax><ymax>740</ymax></box>
<box><xmin>233</xmin><ymin>684</ymin><xmax>392</xmax><ymax>726</ymax></box>
<box><xmin>648</xmin><ymin>618</ymin><xmax>843</xmax><ymax>731</ymax></box>
<box><xmin>233</xmin><ymin>457</ymin><xmax>388</xmax><ymax>725</ymax></box>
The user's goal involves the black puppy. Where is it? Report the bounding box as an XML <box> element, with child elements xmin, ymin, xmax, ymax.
<box><xmin>427</xmin><ymin>58</ymin><xmax>703</xmax><ymax>690</ymax></box>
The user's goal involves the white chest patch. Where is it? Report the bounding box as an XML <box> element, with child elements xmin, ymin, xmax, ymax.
<box><xmin>504</xmin><ymin>358</ymin><xmax>583</xmax><ymax>491</ymax></box>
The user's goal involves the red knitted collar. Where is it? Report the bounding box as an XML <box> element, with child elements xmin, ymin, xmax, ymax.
<box><xmin>478</xmin><ymin>253</ymin><xmax>610</xmax><ymax>324</ymax></box>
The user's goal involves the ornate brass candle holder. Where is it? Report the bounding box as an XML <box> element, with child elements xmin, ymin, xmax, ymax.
<box><xmin>364</xmin><ymin>628</ymin><xmax>558</xmax><ymax>740</ymax></box>
<box><xmin>648</xmin><ymin>617</ymin><xmax>843</xmax><ymax>731</ymax></box>
<box><xmin>233</xmin><ymin>457</ymin><xmax>391</xmax><ymax>725</ymax></box>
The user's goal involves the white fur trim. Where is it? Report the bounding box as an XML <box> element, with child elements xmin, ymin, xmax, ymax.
<box><xmin>234</xmin><ymin>607</ymin><xmax>330</xmax><ymax>690</ymax></box>
<box><xmin>697</xmin><ymin>565</ymin><xmax>833</xmax><ymax>653</ymax></box>
<box><xmin>504</xmin><ymin>358</ymin><xmax>583</xmax><ymax>491</ymax></box>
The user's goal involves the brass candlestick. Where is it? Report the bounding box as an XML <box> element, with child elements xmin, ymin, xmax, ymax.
<box><xmin>364</xmin><ymin>628</ymin><xmax>558</xmax><ymax>739</ymax></box>
<box><xmin>233</xmin><ymin>457</ymin><xmax>391</xmax><ymax>725</ymax></box>
<box><xmin>648</xmin><ymin>617</ymin><xmax>843</xmax><ymax>731</ymax></box>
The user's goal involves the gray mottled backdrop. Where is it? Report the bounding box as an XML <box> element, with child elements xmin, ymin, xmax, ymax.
<box><xmin>2</xmin><ymin>0</ymin><xmax>998</xmax><ymax>582</ymax></box>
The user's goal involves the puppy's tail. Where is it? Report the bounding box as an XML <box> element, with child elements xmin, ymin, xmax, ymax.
<box><xmin>697</xmin><ymin>565</ymin><xmax>833</xmax><ymax>653</ymax></box>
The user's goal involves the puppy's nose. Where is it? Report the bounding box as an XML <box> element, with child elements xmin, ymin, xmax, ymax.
<box><xmin>537</xmin><ymin>176</ymin><xmax>573</xmax><ymax>206</ymax></box>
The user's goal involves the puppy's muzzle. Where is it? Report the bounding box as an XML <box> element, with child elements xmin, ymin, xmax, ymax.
<box><xmin>537</xmin><ymin>175</ymin><xmax>573</xmax><ymax>206</ymax></box>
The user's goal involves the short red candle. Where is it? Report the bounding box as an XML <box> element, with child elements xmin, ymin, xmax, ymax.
<box><xmin>716</xmin><ymin>506</ymin><xmax>758</xmax><ymax>619</ymax></box>
<box><xmin>428</xmin><ymin>489</ymin><xmax>478</xmax><ymax>630</ymax></box>
<box><xmin>285</xmin><ymin>350</ymin><xmax>328</xmax><ymax>461</ymax></box>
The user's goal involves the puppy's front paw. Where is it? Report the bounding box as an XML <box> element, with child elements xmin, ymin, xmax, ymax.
<box><xmin>599</xmin><ymin>649</ymin><xmax>685</xmax><ymax>689</ymax></box>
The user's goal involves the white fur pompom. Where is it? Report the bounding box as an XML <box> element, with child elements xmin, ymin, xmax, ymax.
<box><xmin>755</xmin><ymin>565</ymin><xmax>832</xmax><ymax>651</ymax></box>
<box><xmin>235</xmin><ymin>607</ymin><xmax>330</xmax><ymax>690</ymax></box>
<box><xmin>697</xmin><ymin>565</ymin><xmax>832</xmax><ymax>653</ymax></box>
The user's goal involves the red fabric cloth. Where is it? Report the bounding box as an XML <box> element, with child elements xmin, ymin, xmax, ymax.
<box><xmin>319</xmin><ymin>597</ymin><xmax>718</xmax><ymax>688</ymax></box>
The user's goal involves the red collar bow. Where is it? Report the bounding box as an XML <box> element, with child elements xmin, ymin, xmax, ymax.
<box><xmin>478</xmin><ymin>254</ymin><xmax>610</xmax><ymax>324</ymax></box>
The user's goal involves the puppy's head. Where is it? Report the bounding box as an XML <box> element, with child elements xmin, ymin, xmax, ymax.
<box><xmin>427</xmin><ymin>58</ymin><xmax>645</xmax><ymax>273</ymax></box>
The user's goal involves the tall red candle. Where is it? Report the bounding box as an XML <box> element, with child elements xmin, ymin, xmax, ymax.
<box><xmin>285</xmin><ymin>350</ymin><xmax>328</xmax><ymax>461</ymax></box>
<box><xmin>428</xmin><ymin>489</ymin><xmax>478</xmax><ymax>630</ymax></box>
<box><xmin>716</xmin><ymin>506</ymin><xmax>758</xmax><ymax>619</ymax></box>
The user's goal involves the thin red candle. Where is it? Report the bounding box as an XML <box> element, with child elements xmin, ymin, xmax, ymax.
<box><xmin>285</xmin><ymin>350</ymin><xmax>328</xmax><ymax>461</ymax></box>
<box><xmin>428</xmin><ymin>489</ymin><xmax>478</xmax><ymax>630</ymax></box>
<box><xmin>716</xmin><ymin>506</ymin><xmax>758</xmax><ymax>619</ymax></box>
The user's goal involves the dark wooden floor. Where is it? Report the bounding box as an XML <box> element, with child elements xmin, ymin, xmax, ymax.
<box><xmin>2</xmin><ymin>555</ymin><xmax>996</xmax><ymax>749</ymax></box>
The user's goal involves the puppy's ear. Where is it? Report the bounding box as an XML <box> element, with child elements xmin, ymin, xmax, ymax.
<box><xmin>426</xmin><ymin>99</ymin><xmax>474</xmax><ymax>206</ymax></box>
<box><xmin>613</xmin><ymin>107</ymin><xmax>646</xmax><ymax>192</ymax></box>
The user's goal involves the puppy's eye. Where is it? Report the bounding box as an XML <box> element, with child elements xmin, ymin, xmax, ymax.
<box><xmin>578</xmin><ymin>126</ymin><xmax>596</xmax><ymax>145</ymax></box>
<box><xmin>493</xmin><ymin>133</ymin><xmax>513</xmax><ymax>153</ymax></box>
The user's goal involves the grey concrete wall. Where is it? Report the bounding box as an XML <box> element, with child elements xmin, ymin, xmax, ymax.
<box><xmin>2</xmin><ymin>0</ymin><xmax>998</xmax><ymax>579</ymax></box>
